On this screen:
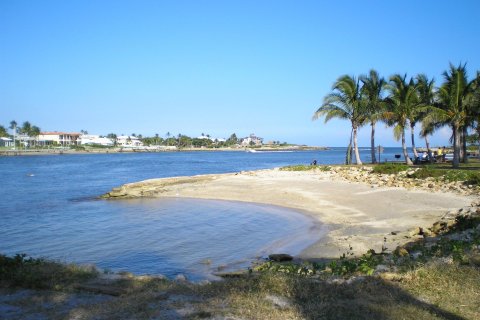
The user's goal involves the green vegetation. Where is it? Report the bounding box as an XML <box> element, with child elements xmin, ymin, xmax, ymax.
<box><xmin>313</xmin><ymin>63</ymin><xmax>480</xmax><ymax>168</ymax></box>
<box><xmin>410</xmin><ymin>165</ymin><xmax>480</xmax><ymax>185</ymax></box>
<box><xmin>372</xmin><ymin>163</ymin><xmax>409</xmax><ymax>174</ymax></box>
<box><xmin>280</xmin><ymin>164</ymin><xmax>331</xmax><ymax>171</ymax></box>
<box><xmin>0</xmin><ymin>253</ymin><xmax>97</xmax><ymax>289</ymax></box>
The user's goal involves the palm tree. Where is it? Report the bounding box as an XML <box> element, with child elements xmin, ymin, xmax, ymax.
<box><xmin>385</xmin><ymin>74</ymin><xmax>420</xmax><ymax>165</ymax></box>
<box><xmin>360</xmin><ymin>69</ymin><xmax>386</xmax><ymax>163</ymax></box>
<box><xmin>21</xmin><ymin>121</ymin><xmax>32</xmax><ymax>135</ymax></box>
<box><xmin>0</xmin><ymin>125</ymin><xmax>7</xmax><ymax>137</ymax></box>
<box><xmin>30</xmin><ymin>126</ymin><xmax>41</xmax><ymax>147</ymax></box>
<box><xmin>416</xmin><ymin>74</ymin><xmax>436</xmax><ymax>157</ymax></box>
<box><xmin>313</xmin><ymin>75</ymin><xmax>364</xmax><ymax>165</ymax></box>
<box><xmin>469</xmin><ymin>71</ymin><xmax>480</xmax><ymax>158</ymax></box>
<box><xmin>423</xmin><ymin>63</ymin><xmax>471</xmax><ymax>168</ymax></box>
<box><xmin>9</xmin><ymin>120</ymin><xmax>17</xmax><ymax>149</ymax></box>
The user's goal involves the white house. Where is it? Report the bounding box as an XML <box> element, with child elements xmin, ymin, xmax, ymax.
<box><xmin>37</xmin><ymin>132</ymin><xmax>81</xmax><ymax>146</ymax></box>
<box><xmin>241</xmin><ymin>133</ymin><xmax>263</xmax><ymax>146</ymax></box>
<box><xmin>79</xmin><ymin>135</ymin><xmax>114</xmax><ymax>146</ymax></box>
<box><xmin>0</xmin><ymin>137</ymin><xmax>13</xmax><ymax>147</ymax></box>
<box><xmin>117</xmin><ymin>135</ymin><xmax>143</xmax><ymax>147</ymax></box>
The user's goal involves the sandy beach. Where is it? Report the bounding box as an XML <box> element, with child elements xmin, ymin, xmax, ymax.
<box><xmin>102</xmin><ymin>167</ymin><xmax>477</xmax><ymax>260</ymax></box>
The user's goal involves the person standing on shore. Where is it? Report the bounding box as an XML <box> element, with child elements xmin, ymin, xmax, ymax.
<box><xmin>437</xmin><ymin>147</ymin><xmax>443</xmax><ymax>162</ymax></box>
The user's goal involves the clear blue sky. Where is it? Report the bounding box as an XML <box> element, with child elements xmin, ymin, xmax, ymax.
<box><xmin>1</xmin><ymin>0</ymin><xmax>479</xmax><ymax>146</ymax></box>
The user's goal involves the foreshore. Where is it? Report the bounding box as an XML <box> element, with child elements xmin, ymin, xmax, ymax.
<box><xmin>102</xmin><ymin>166</ymin><xmax>478</xmax><ymax>260</ymax></box>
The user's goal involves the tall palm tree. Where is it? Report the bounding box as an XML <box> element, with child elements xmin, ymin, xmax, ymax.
<box><xmin>21</xmin><ymin>121</ymin><xmax>32</xmax><ymax>135</ymax></box>
<box><xmin>416</xmin><ymin>74</ymin><xmax>436</xmax><ymax>156</ymax></box>
<box><xmin>9</xmin><ymin>120</ymin><xmax>17</xmax><ymax>149</ymax></box>
<box><xmin>360</xmin><ymin>69</ymin><xmax>386</xmax><ymax>163</ymax></box>
<box><xmin>424</xmin><ymin>63</ymin><xmax>471</xmax><ymax>168</ymax></box>
<box><xmin>385</xmin><ymin>74</ymin><xmax>420</xmax><ymax>165</ymax></box>
<box><xmin>313</xmin><ymin>75</ymin><xmax>364</xmax><ymax>165</ymax></box>
<box><xmin>30</xmin><ymin>126</ymin><xmax>41</xmax><ymax>147</ymax></box>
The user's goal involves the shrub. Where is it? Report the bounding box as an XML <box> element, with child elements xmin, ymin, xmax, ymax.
<box><xmin>410</xmin><ymin>166</ymin><xmax>444</xmax><ymax>179</ymax></box>
<box><xmin>372</xmin><ymin>163</ymin><xmax>409</xmax><ymax>174</ymax></box>
<box><xmin>0</xmin><ymin>254</ymin><xmax>97</xmax><ymax>289</ymax></box>
<box><xmin>281</xmin><ymin>165</ymin><xmax>317</xmax><ymax>171</ymax></box>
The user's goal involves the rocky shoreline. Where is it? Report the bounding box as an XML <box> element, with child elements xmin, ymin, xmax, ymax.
<box><xmin>323</xmin><ymin>165</ymin><xmax>479</xmax><ymax>196</ymax></box>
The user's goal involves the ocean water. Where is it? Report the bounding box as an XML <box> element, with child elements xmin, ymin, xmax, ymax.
<box><xmin>0</xmin><ymin>148</ymin><xmax>407</xmax><ymax>280</ymax></box>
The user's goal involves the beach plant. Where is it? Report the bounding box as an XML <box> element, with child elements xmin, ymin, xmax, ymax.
<box><xmin>313</xmin><ymin>75</ymin><xmax>365</xmax><ymax>165</ymax></box>
<box><xmin>280</xmin><ymin>164</ymin><xmax>317</xmax><ymax>171</ymax></box>
<box><xmin>0</xmin><ymin>253</ymin><xmax>97</xmax><ymax>289</ymax></box>
<box><xmin>372</xmin><ymin>163</ymin><xmax>409</xmax><ymax>174</ymax></box>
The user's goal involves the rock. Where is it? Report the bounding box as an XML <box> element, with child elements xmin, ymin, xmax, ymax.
<box><xmin>374</xmin><ymin>264</ymin><xmax>389</xmax><ymax>273</ymax></box>
<box><xmin>175</xmin><ymin>274</ymin><xmax>187</xmax><ymax>282</ymax></box>
<box><xmin>265</xmin><ymin>295</ymin><xmax>292</xmax><ymax>310</ymax></box>
<box><xmin>432</xmin><ymin>221</ymin><xmax>446</xmax><ymax>233</ymax></box>
<box><xmin>410</xmin><ymin>227</ymin><xmax>423</xmax><ymax>237</ymax></box>
<box><xmin>410</xmin><ymin>251</ymin><xmax>422</xmax><ymax>259</ymax></box>
<box><xmin>394</xmin><ymin>247</ymin><xmax>409</xmax><ymax>257</ymax></box>
<box><xmin>268</xmin><ymin>254</ymin><xmax>293</xmax><ymax>262</ymax></box>
<box><xmin>469</xmin><ymin>253</ymin><xmax>480</xmax><ymax>266</ymax></box>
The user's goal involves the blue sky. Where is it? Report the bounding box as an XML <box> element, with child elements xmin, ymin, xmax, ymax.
<box><xmin>1</xmin><ymin>0</ymin><xmax>479</xmax><ymax>146</ymax></box>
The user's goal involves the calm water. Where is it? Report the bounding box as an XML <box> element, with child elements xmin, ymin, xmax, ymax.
<box><xmin>0</xmin><ymin>148</ymin><xmax>406</xmax><ymax>280</ymax></box>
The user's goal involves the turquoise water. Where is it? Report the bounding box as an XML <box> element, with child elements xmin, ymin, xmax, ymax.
<box><xmin>0</xmin><ymin>148</ymin><xmax>405</xmax><ymax>280</ymax></box>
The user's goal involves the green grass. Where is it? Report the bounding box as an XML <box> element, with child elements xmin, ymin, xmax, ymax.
<box><xmin>410</xmin><ymin>165</ymin><xmax>480</xmax><ymax>185</ymax></box>
<box><xmin>280</xmin><ymin>164</ymin><xmax>331</xmax><ymax>171</ymax></box>
<box><xmin>372</xmin><ymin>163</ymin><xmax>409</xmax><ymax>174</ymax></box>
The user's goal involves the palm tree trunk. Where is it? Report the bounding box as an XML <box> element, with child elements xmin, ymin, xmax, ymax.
<box><xmin>462</xmin><ymin>126</ymin><xmax>468</xmax><ymax>163</ymax></box>
<box><xmin>410</xmin><ymin>123</ymin><xmax>418</xmax><ymax>159</ymax></box>
<box><xmin>346</xmin><ymin>128</ymin><xmax>353</xmax><ymax>165</ymax></box>
<box><xmin>478</xmin><ymin>127</ymin><xmax>480</xmax><ymax>159</ymax></box>
<box><xmin>402</xmin><ymin>129</ymin><xmax>413</xmax><ymax>165</ymax></box>
<box><xmin>425</xmin><ymin>135</ymin><xmax>434</xmax><ymax>163</ymax></box>
<box><xmin>370</xmin><ymin>122</ymin><xmax>376</xmax><ymax>164</ymax></box>
<box><xmin>452</xmin><ymin>125</ymin><xmax>461</xmax><ymax>168</ymax></box>
<box><xmin>353</xmin><ymin>126</ymin><xmax>362</xmax><ymax>165</ymax></box>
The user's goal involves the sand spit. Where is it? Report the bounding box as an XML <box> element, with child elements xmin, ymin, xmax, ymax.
<box><xmin>102</xmin><ymin>167</ymin><xmax>477</xmax><ymax>259</ymax></box>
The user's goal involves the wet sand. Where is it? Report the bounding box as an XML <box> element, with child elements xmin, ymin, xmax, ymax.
<box><xmin>103</xmin><ymin>168</ymin><xmax>476</xmax><ymax>259</ymax></box>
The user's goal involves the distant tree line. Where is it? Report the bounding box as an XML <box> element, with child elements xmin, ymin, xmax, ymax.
<box><xmin>0</xmin><ymin>120</ymin><xmax>42</xmax><ymax>147</ymax></box>
<box><xmin>313</xmin><ymin>63</ymin><xmax>480</xmax><ymax>168</ymax></box>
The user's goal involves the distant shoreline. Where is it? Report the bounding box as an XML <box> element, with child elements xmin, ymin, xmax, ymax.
<box><xmin>0</xmin><ymin>145</ymin><xmax>328</xmax><ymax>156</ymax></box>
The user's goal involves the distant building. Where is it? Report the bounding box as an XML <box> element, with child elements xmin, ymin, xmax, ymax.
<box><xmin>241</xmin><ymin>133</ymin><xmax>263</xmax><ymax>146</ymax></box>
<box><xmin>16</xmin><ymin>134</ymin><xmax>37</xmax><ymax>147</ymax></box>
<box><xmin>37</xmin><ymin>132</ymin><xmax>81</xmax><ymax>146</ymax></box>
<box><xmin>117</xmin><ymin>135</ymin><xmax>143</xmax><ymax>147</ymax></box>
<box><xmin>79</xmin><ymin>134</ymin><xmax>114</xmax><ymax>146</ymax></box>
<box><xmin>0</xmin><ymin>137</ymin><xmax>13</xmax><ymax>147</ymax></box>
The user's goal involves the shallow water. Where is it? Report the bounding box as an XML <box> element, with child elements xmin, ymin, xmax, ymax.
<box><xmin>0</xmin><ymin>148</ymin><xmax>406</xmax><ymax>280</ymax></box>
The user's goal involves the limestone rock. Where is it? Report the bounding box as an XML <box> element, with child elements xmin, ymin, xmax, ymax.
<box><xmin>394</xmin><ymin>247</ymin><xmax>409</xmax><ymax>257</ymax></box>
<box><xmin>410</xmin><ymin>227</ymin><xmax>423</xmax><ymax>237</ymax></box>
